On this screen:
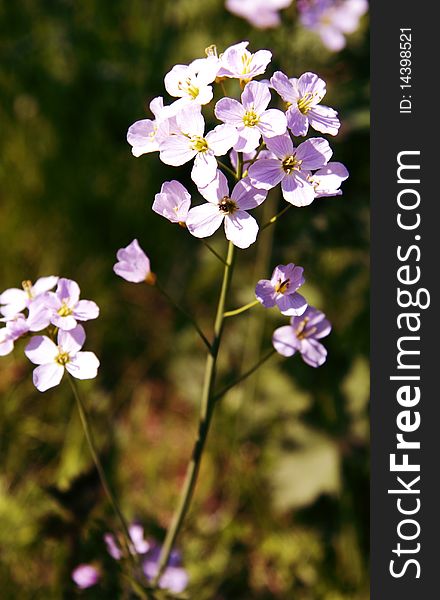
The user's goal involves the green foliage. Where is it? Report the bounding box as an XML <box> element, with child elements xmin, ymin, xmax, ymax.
<box><xmin>0</xmin><ymin>0</ymin><xmax>369</xmax><ymax>597</ymax></box>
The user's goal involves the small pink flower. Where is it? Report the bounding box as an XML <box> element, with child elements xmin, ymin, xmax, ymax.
<box><xmin>113</xmin><ymin>239</ymin><xmax>154</xmax><ymax>284</ymax></box>
<box><xmin>25</xmin><ymin>325</ymin><xmax>100</xmax><ymax>392</ymax></box>
<box><xmin>226</xmin><ymin>0</ymin><xmax>292</xmax><ymax>29</ymax></box>
<box><xmin>153</xmin><ymin>181</ymin><xmax>191</xmax><ymax>224</ymax></box>
<box><xmin>164</xmin><ymin>56</ymin><xmax>220</xmax><ymax>107</ymax></box>
<box><xmin>255</xmin><ymin>264</ymin><xmax>308</xmax><ymax>316</ymax></box>
<box><xmin>217</xmin><ymin>41</ymin><xmax>272</xmax><ymax>81</ymax></box>
<box><xmin>0</xmin><ymin>276</ymin><xmax>58</xmax><ymax>319</ymax></box>
<box><xmin>44</xmin><ymin>279</ymin><xmax>99</xmax><ymax>331</ymax></box>
<box><xmin>72</xmin><ymin>564</ymin><xmax>101</xmax><ymax>589</ymax></box>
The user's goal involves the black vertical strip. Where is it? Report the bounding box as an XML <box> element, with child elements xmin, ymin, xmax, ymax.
<box><xmin>371</xmin><ymin>1</ymin><xmax>437</xmax><ymax>597</ymax></box>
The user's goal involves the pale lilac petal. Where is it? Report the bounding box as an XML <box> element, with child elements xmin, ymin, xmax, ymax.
<box><xmin>255</xmin><ymin>280</ymin><xmax>276</xmax><ymax>308</ymax></box>
<box><xmin>214</xmin><ymin>98</ymin><xmax>245</xmax><ymax>126</ymax></box>
<box><xmin>32</xmin><ymin>276</ymin><xmax>59</xmax><ymax>295</ymax></box>
<box><xmin>27</xmin><ymin>300</ymin><xmax>52</xmax><ymax>331</ymax></box>
<box><xmin>299</xmin><ymin>339</ymin><xmax>327</xmax><ymax>367</ymax></box>
<box><xmin>56</xmin><ymin>279</ymin><xmax>81</xmax><ymax>308</ymax></box>
<box><xmin>32</xmin><ymin>363</ymin><xmax>64</xmax><ymax>392</ymax></box>
<box><xmin>66</xmin><ymin>351</ymin><xmax>100</xmax><ymax>380</ymax></box>
<box><xmin>297</xmin><ymin>72</ymin><xmax>326</xmax><ymax>100</ymax></box>
<box><xmin>205</xmin><ymin>124</ymin><xmax>238</xmax><ymax>156</ymax></box>
<box><xmin>308</xmin><ymin>105</ymin><xmax>340</xmax><ymax>136</ymax></box>
<box><xmin>0</xmin><ymin>333</ymin><xmax>14</xmax><ymax>356</ymax></box>
<box><xmin>234</xmin><ymin>127</ymin><xmax>261</xmax><ymax>153</ymax></box>
<box><xmin>270</xmin><ymin>71</ymin><xmax>299</xmax><ymax>103</ymax></box>
<box><xmin>158</xmin><ymin>566</ymin><xmax>189</xmax><ymax>594</ymax></box>
<box><xmin>129</xmin><ymin>524</ymin><xmax>150</xmax><ymax>554</ymax></box>
<box><xmin>275</xmin><ymin>292</ymin><xmax>308</xmax><ymax>316</ymax></box>
<box><xmin>51</xmin><ymin>314</ymin><xmax>78</xmax><ymax>331</ymax></box>
<box><xmin>281</xmin><ymin>173</ymin><xmax>316</xmax><ymax>207</ymax></box>
<box><xmin>25</xmin><ymin>335</ymin><xmax>58</xmax><ymax>365</ymax></box>
<box><xmin>295</xmin><ymin>138</ymin><xmax>332</xmax><ymax>170</ymax></box>
<box><xmin>176</xmin><ymin>105</ymin><xmax>205</xmax><ymax>137</ymax></box>
<box><xmin>258</xmin><ymin>109</ymin><xmax>287</xmax><ymax>138</ymax></box>
<box><xmin>312</xmin><ymin>162</ymin><xmax>349</xmax><ymax>197</ymax></box>
<box><xmin>72</xmin><ymin>564</ymin><xmax>100</xmax><ymax>590</ymax></box>
<box><xmin>292</xmin><ymin>307</ymin><xmax>332</xmax><ymax>339</ymax></box>
<box><xmin>224</xmin><ymin>210</ymin><xmax>258</xmax><ymax>249</ymax></box>
<box><xmin>159</xmin><ymin>135</ymin><xmax>196</xmax><ymax>166</ymax></box>
<box><xmin>164</xmin><ymin>64</ymin><xmax>190</xmax><ymax>97</ymax></box>
<box><xmin>272</xmin><ymin>326</ymin><xmax>300</xmax><ymax>357</ymax></box>
<box><xmin>152</xmin><ymin>180</ymin><xmax>191</xmax><ymax>223</ymax></box>
<box><xmin>248</xmin><ymin>158</ymin><xmax>284</xmax><ymax>190</ymax></box>
<box><xmin>241</xmin><ymin>81</ymin><xmax>271</xmax><ymax>113</ymax></box>
<box><xmin>104</xmin><ymin>534</ymin><xmax>122</xmax><ymax>560</ymax></box>
<box><xmin>264</xmin><ymin>133</ymin><xmax>293</xmax><ymax>159</ymax></box>
<box><xmin>127</xmin><ymin>119</ymin><xmax>159</xmax><ymax>156</ymax></box>
<box><xmin>74</xmin><ymin>300</ymin><xmax>100</xmax><ymax>322</ymax></box>
<box><xmin>0</xmin><ymin>288</ymin><xmax>27</xmax><ymax>317</ymax></box>
<box><xmin>232</xmin><ymin>178</ymin><xmax>267</xmax><ymax>210</ymax></box>
<box><xmin>58</xmin><ymin>325</ymin><xmax>86</xmax><ymax>354</ymax></box>
<box><xmin>198</xmin><ymin>170</ymin><xmax>229</xmax><ymax>204</ymax></box>
<box><xmin>286</xmin><ymin>106</ymin><xmax>309</xmax><ymax>137</ymax></box>
<box><xmin>186</xmin><ymin>203</ymin><xmax>224</xmax><ymax>238</ymax></box>
<box><xmin>271</xmin><ymin>264</ymin><xmax>305</xmax><ymax>290</ymax></box>
<box><xmin>191</xmin><ymin>152</ymin><xmax>218</xmax><ymax>188</ymax></box>
<box><xmin>114</xmin><ymin>239</ymin><xmax>151</xmax><ymax>283</ymax></box>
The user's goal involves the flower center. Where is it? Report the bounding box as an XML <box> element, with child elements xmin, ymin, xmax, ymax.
<box><xmin>275</xmin><ymin>278</ymin><xmax>290</xmax><ymax>294</ymax></box>
<box><xmin>57</xmin><ymin>303</ymin><xmax>73</xmax><ymax>317</ymax></box>
<box><xmin>295</xmin><ymin>317</ymin><xmax>317</xmax><ymax>340</ymax></box>
<box><xmin>22</xmin><ymin>280</ymin><xmax>34</xmax><ymax>299</ymax></box>
<box><xmin>241</xmin><ymin>52</ymin><xmax>253</xmax><ymax>75</ymax></box>
<box><xmin>242</xmin><ymin>110</ymin><xmax>260</xmax><ymax>127</ymax></box>
<box><xmin>218</xmin><ymin>196</ymin><xmax>238</xmax><ymax>214</ymax></box>
<box><xmin>297</xmin><ymin>92</ymin><xmax>317</xmax><ymax>115</ymax></box>
<box><xmin>55</xmin><ymin>351</ymin><xmax>70</xmax><ymax>366</ymax></box>
<box><xmin>191</xmin><ymin>136</ymin><xmax>209</xmax><ymax>153</ymax></box>
<box><xmin>178</xmin><ymin>78</ymin><xmax>200</xmax><ymax>100</ymax></box>
<box><xmin>282</xmin><ymin>154</ymin><xmax>301</xmax><ymax>174</ymax></box>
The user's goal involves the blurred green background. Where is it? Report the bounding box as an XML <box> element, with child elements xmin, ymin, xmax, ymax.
<box><xmin>0</xmin><ymin>1</ymin><xmax>369</xmax><ymax>598</ymax></box>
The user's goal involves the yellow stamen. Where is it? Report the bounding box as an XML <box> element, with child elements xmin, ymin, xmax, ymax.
<box><xmin>243</xmin><ymin>110</ymin><xmax>260</xmax><ymax>127</ymax></box>
<box><xmin>22</xmin><ymin>280</ymin><xmax>33</xmax><ymax>299</ymax></box>
<box><xmin>282</xmin><ymin>155</ymin><xmax>302</xmax><ymax>174</ymax></box>
<box><xmin>55</xmin><ymin>351</ymin><xmax>70</xmax><ymax>366</ymax></box>
<box><xmin>275</xmin><ymin>279</ymin><xmax>290</xmax><ymax>294</ymax></box>
<box><xmin>191</xmin><ymin>136</ymin><xmax>209</xmax><ymax>153</ymax></box>
<box><xmin>297</xmin><ymin>92</ymin><xmax>317</xmax><ymax>115</ymax></box>
<box><xmin>57</xmin><ymin>303</ymin><xmax>73</xmax><ymax>317</ymax></box>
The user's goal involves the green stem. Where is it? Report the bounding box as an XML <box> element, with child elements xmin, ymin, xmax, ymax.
<box><xmin>200</xmin><ymin>239</ymin><xmax>228</xmax><ymax>265</ymax></box>
<box><xmin>213</xmin><ymin>349</ymin><xmax>276</xmax><ymax>402</ymax></box>
<box><xmin>223</xmin><ymin>299</ymin><xmax>260</xmax><ymax>318</ymax></box>
<box><xmin>217</xmin><ymin>160</ymin><xmax>239</xmax><ymax>180</ymax></box>
<box><xmin>155</xmin><ymin>280</ymin><xmax>212</xmax><ymax>354</ymax></box>
<box><xmin>153</xmin><ymin>240</ymin><xmax>236</xmax><ymax>586</ymax></box>
<box><xmin>67</xmin><ymin>376</ymin><xmax>138</xmax><ymax>573</ymax></box>
<box><xmin>260</xmin><ymin>204</ymin><xmax>293</xmax><ymax>231</ymax></box>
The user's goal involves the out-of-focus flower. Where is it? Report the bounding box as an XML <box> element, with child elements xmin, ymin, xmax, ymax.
<box><xmin>226</xmin><ymin>0</ymin><xmax>293</xmax><ymax>29</ymax></box>
<box><xmin>272</xmin><ymin>306</ymin><xmax>331</xmax><ymax>367</ymax></box>
<box><xmin>25</xmin><ymin>325</ymin><xmax>100</xmax><ymax>392</ymax></box>
<box><xmin>113</xmin><ymin>239</ymin><xmax>154</xmax><ymax>284</ymax></box>
<box><xmin>143</xmin><ymin>545</ymin><xmax>189</xmax><ymax>594</ymax></box>
<box><xmin>186</xmin><ymin>170</ymin><xmax>266</xmax><ymax>248</ymax></box>
<box><xmin>152</xmin><ymin>180</ymin><xmax>191</xmax><ymax>224</ymax></box>
<box><xmin>0</xmin><ymin>315</ymin><xmax>29</xmax><ymax>356</ymax></box>
<box><xmin>248</xmin><ymin>133</ymin><xmax>332</xmax><ymax>206</ymax></box>
<box><xmin>271</xmin><ymin>71</ymin><xmax>340</xmax><ymax>136</ymax></box>
<box><xmin>159</xmin><ymin>105</ymin><xmax>238</xmax><ymax>188</ymax></box>
<box><xmin>44</xmin><ymin>278</ymin><xmax>99</xmax><ymax>331</ymax></box>
<box><xmin>217</xmin><ymin>41</ymin><xmax>272</xmax><ymax>82</ymax></box>
<box><xmin>215</xmin><ymin>81</ymin><xmax>287</xmax><ymax>153</ymax></box>
<box><xmin>255</xmin><ymin>264</ymin><xmax>307</xmax><ymax>316</ymax></box>
<box><xmin>72</xmin><ymin>564</ymin><xmax>101</xmax><ymax>589</ymax></box>
<box><xmin>309</xmin><ymin>161</ymin><xmax>349</xmax><ymax>197</ymax></box>
<box><xmin>164</xmin><ymin>56</ymin><xmax>220</xmax><ymax>107</ymax></box>
<box><xmin>127</xmin><ymin>97</ymin><xmax>177</xmax><ymax>157</ymax></box>
<box><xmin>0</xmin><ymin>276</ymin><xmax>58</xmax><ymax>319</ymax></box>
<box><xmin>298</xmin><ymin>0</ymin><xmax>368</xmax><ymax>52</ymax></box>
<box><xmin>104</xmin><ymin>523</ymin><xmax>150</xmax><ymax>560</ymax></box>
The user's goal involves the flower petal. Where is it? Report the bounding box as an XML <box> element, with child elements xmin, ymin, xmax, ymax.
<box><xmin>58</xmin><ymin>325</ymin><xmax>86</xmax><ymax>354</ymax></box>
<box><xmin>276</xmin><ymin>292</ymin><xmax>308</xmax><ymax>316</ymax></box>
<box><xmin>224</xmin><ymin>210</ymin><xmax>258</xmax><ymax>249</ymax></box>
<box><xmin>205</xmin><ymin>124</ymin><xmax>238</xmax><ymax>156</ymax></box>
<box><xmin>272</xmin><ymin>325</ymin><xmax>300</xmax><ymax>357</ymax></box>
<box><xmin>159</xmin><ymin>135</ymin><xmax>196</xmax><ymax>166</ymax></box>
<box><xmin>33</xmin><ymin>363</ymin><xmax>64</xmax><ymax>392</ymax></box>
<box><xmin>74</xmin><ymin>300</ymin><xmax>100</xmax><ymax>322</ymax></box>
<box><xmin>198</xmin><ymin>170</ymin><xmax>229</xmax><ymax>204</ymax></box>
<box><xmin>186</xmin><ymin>203</ymin><xmax>224</xmax><ymax>238</ymax></box>
<box><xmin>191</xmin><ymin>152</ymin><xmax>218</xmax><ymax>188</ymax></box>
<box><xmin>281</xmin><ymin>173</ymin><xmax>316</xmax><ymax>207</ymax></box>
<box><xmin>248</xmin><ymin>158</ymin><xmax>284</xmax><ymax>190</ymax></box>
<box><xmin>295</xmin><ymin>138</ymin><xmax>332</xmax><ymax>170</ymax></box>
<box><xmin>232</xmin><ymin>177</ymin><xmax>267</xmax><ymax>210</ymax></box>
<box><xmin>308</xmin><ymin>105</ymin><xmax>340</xmax><ymax>136</ymax></box>
<box><xmin>241</xmin><ymin>81</ymin><xmax>271</xmax><ymax>113</ymax></box>
<box><xmin>214</xmin><ymin>98</ymin><xmax>245</xmax><ymax>126</ymax></box>
<box><xmin>56</xmin><ymin>278</ymin><xmax>81</xmax><ymax>308</ymax></box>
<box><xmin>264</xmin><ymin>133</ymin><xmax>293</xmax><ymax>159</ymax></box>
<box><xmin>255</xmin><ymin>279</ymin><xmax>276</xmax><ymax>308</ymax></box>
<box><xmin>25</xmin><ymin>335</ymin><xmax>58</xmax><ymax>365</ymax></box>
<box><xmin>286</xmin><ymin>106</ymin><xmax>309</xmax><ymax>137</ymax></box>
<box><xmin>258</xmin><ymin>109</ymin><xmax>287</xmax><ymax>138</ymax></box>
<box><xmin>66</xmin><ymin>351</ymin><xmax>100</xmax><ymax>380</ymax></box>
<box><xmin>299</xmin><ymin>339</ymin><xmax>328</xmax><ymax>367</ymax></box>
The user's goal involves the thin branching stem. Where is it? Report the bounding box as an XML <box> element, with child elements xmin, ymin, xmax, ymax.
<box><xmin>260</xmin><ymin>204</ymin><xmax>293</xmax><ymax>231</ymax></box>
<box><xmin>223</xmin><ymin>299</ymin><xmax>260</xmax><ymax>318</ymax></box>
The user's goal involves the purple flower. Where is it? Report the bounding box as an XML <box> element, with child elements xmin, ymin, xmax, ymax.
<box><xmin>215</xmin><ymin>81</ymin><xmax>287</xmax><ymax>153</ymax></box>
<box><xmin>159</xmin><ymin>106</ymin><xmax>238</xmax><ymax>188</ymax></box>
<box><xmin>0</xmin><ymin>314</ymin><xmax>30</xmax><ymax>356</ymax></box>
<box><xmin>127</xmin><ymin>97</ymin><xmax>177</xmax><ymax>157</ymax></box>
<box><xmin>0</xmin><ymin>276</ymin><xmax>58</xmax><ymax>319</ymax></box>
<box><xmin>143</xmin><ymin>545</ymin><xmax>189</xmax><ymax>594</ymax></box>
<box><xmin>248</xmin><ymin>133</ymin><xmax>332</xmax><ymax>206</ymax></box>
<box><xmin>298</xmin><ymin>0</ymin><xmax>368</xmax><ymax>52</ymax></box>
<box><xmin>309</xmin><ymin>161</ymin><xmax>349</xmax><ymax>197</ymax></box>
<box><xmin>113</xmin><ymin>239</ymin><xmax>154</xmax><ymax>284</ymax></box>
<box><xmin>104</xmin><ymin>523</ymin><xmax>150</xmax><ymax>560</ymax></box>
<box><xmin>72</xmin><ymin>564</ymin><xmax>100</xmax><ymax>589</ymax></box>
<box><xmin>272</xmin><ymin>306</ymin><xmax>331</xmax><ymax>367</ymax></box>
<box><xmin>44</xmin><ymin>278</ymin><xmax>99</xmax><ymax>331</ymax></box>
<box><xmin>164</xmin><ymin>56</ymin><xmax>220</xmax><ymax>107</ymax></box>
<box><xmin>25</xmin><ymin>325</ymin><xmax>100</xmax><ymax>392</ymax></box>
<box><xmin>271</xmin><ymin>71</ymin><xmax>340</xmax><ymax>136</ymax></box>
<box><xmin>255</xmin><ymin>264</ymin><xmax>307</xmax><ymax>316</ymax></box>
<box><xmin>186</xmin><ymin>170</ymin><xmax>267</xmax><ymax>249</ymax></box>
<box><xmin>217</xmin><ymin>41</ymin><xmax>272</xmax><ymax>81</ymax></box>
<box><xmin>226</xmin><ymin>0</ymin><xmax>293</xmax><ymax>28</ymax></box>
<box><xmin>152</xmin><ymin>180</ymin><xmax>191</xmax><ymax>224</ymax></box>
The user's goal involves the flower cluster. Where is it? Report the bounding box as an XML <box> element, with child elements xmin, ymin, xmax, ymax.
<box><xmin>0</xmin><ymin>277</ymin><xmax>99</xmax><ymax>391</ymax></box>
<box><xmin>225</xmin><ymin>0</ymin><xmax>368</xmax><ymax>52</ymax></box>
<box><xmin>72</xmin><ymin>524</ymin><xmax>188</xmax><ymax>594</ymax></box>
<box><xmin>127</xmin><ymin>41</ymin><xmax>348</xmax><ymax>249</ymax></box>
